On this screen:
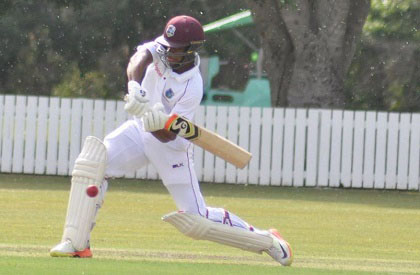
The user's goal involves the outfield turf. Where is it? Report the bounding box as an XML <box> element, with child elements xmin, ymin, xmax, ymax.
<box><xmin>0</xmin><ymin>173</ymin><xmax>419</xmax><ymax>274</ymax></box>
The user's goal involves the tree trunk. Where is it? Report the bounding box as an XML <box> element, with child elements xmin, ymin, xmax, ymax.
<box><xmin>247</xmin><ymin>0</ymin><xmax>371</xmax><ymax>108</ymax></box>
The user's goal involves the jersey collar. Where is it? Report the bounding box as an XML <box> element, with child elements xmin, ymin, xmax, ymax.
<box><xmin>168</xmin><ymin>55</ymin><xmax>201</xmax><ymax>83</ymax></box>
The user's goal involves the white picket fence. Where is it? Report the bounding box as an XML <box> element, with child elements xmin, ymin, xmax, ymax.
<box><xmin>0</xmin><ymin>95</ymin><xmax>419</xmax><ymax>190</ymax></box>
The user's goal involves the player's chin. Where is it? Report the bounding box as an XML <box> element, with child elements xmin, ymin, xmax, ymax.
<box><xmin>168</xmin><ymin>58</ymin><xmax>182</xmax><ymax>64</ymax></box>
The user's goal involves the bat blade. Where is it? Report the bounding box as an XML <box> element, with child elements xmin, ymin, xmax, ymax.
<box><xmin>164</xmin><ymin>114</ymin><xmax>252</xmax><ymax>169</ymax></box>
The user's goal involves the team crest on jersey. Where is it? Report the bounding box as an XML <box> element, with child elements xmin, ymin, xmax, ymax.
<box><xmin>166</xmin><ymin>25</ymin><xmax>176</xmax><ymax>37</ymax></box>
<box><xmin>165</xmin><ymin>88</ymin><xmax>174</xmax><ymax>99</ymax></box>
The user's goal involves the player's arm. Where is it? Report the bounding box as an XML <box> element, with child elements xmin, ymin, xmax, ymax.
<box><xmin>127</xmin><ymin>46</ymin><xmax>153</xmax><ymax>82</ymax></box>
<box><xmin>126</xmin><ymin>47</ymin><xmax>175</xmax><ymax>142</ymax></box>
<box><xmin>124</xmin><ymin>47</ymin><xmax>153</xmax><ymax>118</ymax></box>
<box><xmin>151</xmin><ymin>129</ymin><xmax>176</xmax><ymax>143</ymax></box>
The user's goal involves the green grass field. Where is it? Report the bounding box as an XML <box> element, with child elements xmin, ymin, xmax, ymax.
<box><xmin>0</xmin><ymin>173</ymin><xmax>419</xmax><ymax>274</ymax></box>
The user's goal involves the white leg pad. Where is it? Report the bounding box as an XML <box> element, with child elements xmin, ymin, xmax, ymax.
<box><xmin>61</xmin><ymin>136</ymin><xmax>107</xmax><ymax>251</ymax></box>
<box><xmin>162</xmin><ymin>211</ymin><xmax>273</xmax><ymax>254</ymax></box>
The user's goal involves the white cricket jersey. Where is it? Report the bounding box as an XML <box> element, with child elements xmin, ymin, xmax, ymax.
<box><xmin>135</xmin><ymin>41</ymin><xmax>203</xmax><ymax>151</ymax></box>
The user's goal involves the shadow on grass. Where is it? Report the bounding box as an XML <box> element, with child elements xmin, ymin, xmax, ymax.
<box><xmin>1</xmin><ymin>173</ymin><xmax>419</xmax><ymax>210</ymax></box>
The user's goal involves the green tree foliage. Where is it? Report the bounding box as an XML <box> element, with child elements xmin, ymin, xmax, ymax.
<box><xmin>0</xmin><ymin>1</ymin><xmax>74</xmax><ymax>95</ymax></box>
<box><xmin>52</xmin><ymin>64</ymin><xmax>109</xmax><ymax>98</ymax></box>
<box><xmin>345</xmin><ymin>0</ymin><xmax>419</xmax><ymax>111</ymax></box>
<box><xmin>0</xmin><ymin>0</ymin><xmax>249</xmax><ymax>99</ymax></box>
<box><xmin>1</xmin><ymin>0</ymin><xmax>418</xmax><ymax>111</ymax></box>
<box><xmin>364</xmin><ymin>0</ymin><xmax>419</xmax><ymax>41</ymax></box>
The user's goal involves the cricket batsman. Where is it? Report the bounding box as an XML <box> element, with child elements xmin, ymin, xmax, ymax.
<box><xmin>50</xmin><ymin>15</ymin><xmax>293</xmax><ymax>266</ymax></box>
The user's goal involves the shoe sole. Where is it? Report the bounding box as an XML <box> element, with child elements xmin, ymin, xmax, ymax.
<box><xmin>50</xmin><ymin>251</ymin><xmax>92</xmax><ymax>258</ymax></box>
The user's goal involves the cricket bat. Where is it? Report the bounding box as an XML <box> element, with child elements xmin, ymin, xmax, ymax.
<box><xmin>164</xmin><ymin>114</ymin><xmax>252</xmax><ymax>169</ymax></box>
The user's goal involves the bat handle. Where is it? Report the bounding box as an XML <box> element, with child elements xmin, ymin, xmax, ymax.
<box><xmin>164</xmin><ymin>114</ymin><xmax>180</xmax><ymax>131</ymax></box>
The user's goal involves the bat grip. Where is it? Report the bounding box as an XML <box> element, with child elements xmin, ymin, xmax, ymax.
<box><xmin>164</xmin><ymin>114</ymin><xmax>180</xmax><ymax>131</ymax></box>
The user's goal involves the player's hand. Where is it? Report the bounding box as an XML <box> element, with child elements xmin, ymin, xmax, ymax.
<box><xmin>124</xmin><ymin>80</ymin><xmax>149</xmax><ymax>118</ymax></box>
<box><xmin>142</xmin><ymin>103</ymin><xmax>169</xmax><ymax>132</ymax></box>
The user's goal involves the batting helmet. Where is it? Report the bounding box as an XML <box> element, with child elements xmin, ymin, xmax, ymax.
<box><xmin>156</xmin><ymin>15</ymin><xmax>204</xmax><ymax>48</ymax></box>
<box><xmin>155</xmin><ymin>15</ymin><xmax>205</xmax><ymax>70</ymax></box>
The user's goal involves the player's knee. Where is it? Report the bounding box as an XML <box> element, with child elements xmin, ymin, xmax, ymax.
<box><xmin>176</xmin><ymin>205</ymin><xmax>203</xmax><ymax>216</ymax></box>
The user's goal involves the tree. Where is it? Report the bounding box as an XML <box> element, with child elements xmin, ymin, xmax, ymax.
<box><xmin>0</xmin><ymin>0</ymin><xmax>250</xmax><ymax>98</ymax></box>
<box><xmin>246</xmin><ymin>0</ymin><xmax>371</xmax><ymax>108</ymax></box>
<box><xmin>364</xmin><ymin>0</ymin><xmax>419</xmax><ymax>41</ymax></box>
<box><xmin>346</xmin><ymin>0</ymin><xmax>420</xmax><ymax>112</ymax></box>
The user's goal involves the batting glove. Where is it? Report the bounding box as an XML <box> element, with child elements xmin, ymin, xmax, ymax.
<box><xmin>124</xmin><ymin>80</ymin><xmax>149</xmax><ymax>118</ymax></box>
<box><xmin>142</xmin><ymin>103</ymin><xmax>169</xmax><ymax>132</ymax></box>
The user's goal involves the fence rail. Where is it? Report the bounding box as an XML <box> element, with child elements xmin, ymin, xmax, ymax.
<box><xmin>0</xmin><ymin>95</ymin><xmax>419</xmax><ymax>190</ymax></box>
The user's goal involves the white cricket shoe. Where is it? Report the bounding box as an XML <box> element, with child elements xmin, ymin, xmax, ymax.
<box><xmin>265</xmin><ymin>228</ymin><xmax>293</xmax><ymax>266</ymax></box>
<box><xmin>50</xmin><ymin>240</ymin><xmax>92</xmax><ymax>258</ymax></box>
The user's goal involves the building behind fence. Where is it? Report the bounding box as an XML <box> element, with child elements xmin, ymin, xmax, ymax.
<box><xmin>0</xmin><ymin>95</ymin><xmax>419</xmax><ymax>190</ymax></box>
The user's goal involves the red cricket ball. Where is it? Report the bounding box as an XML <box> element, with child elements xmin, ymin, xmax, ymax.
<box><xmin>86</xmin><ymin>185</ymin><xmax>99</xmax><ymax>197</ymax></box>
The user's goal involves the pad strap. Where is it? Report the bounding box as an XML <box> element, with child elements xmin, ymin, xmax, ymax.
<box><xmin>72</xmin><ymin>136</ymin><xmax>107</xmax><ymax>184</ymax></box>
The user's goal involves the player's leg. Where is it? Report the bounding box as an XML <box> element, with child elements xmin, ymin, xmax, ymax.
<box><xmin>146</xmin><ymin>143</ymin><xmax>292</xmax><ymax>266</ymax></box>
<box><xmin>163</xmin><ymin>211</ymin><xmax>293</xmax><ymax>266</ymax></box>
<box><xmin>50</xmin><ymin>136</ymin><xmax>107</xmax><ymax>257</ymax></box>
<box><xmin>163</xmin><ymin>185</ymin><xmax>292</xmax><ymax>266</ymax></box>
<box><xmin>50</xmin><ymin>121</ymin><xmax>148</xmax><ymax>257</ymax></box>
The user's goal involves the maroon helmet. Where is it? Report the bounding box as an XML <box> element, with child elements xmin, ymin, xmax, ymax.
<box><xmin>155</xmin><ymin>15</ymin><xmax>205</xmax><ymax>70</ymax></box>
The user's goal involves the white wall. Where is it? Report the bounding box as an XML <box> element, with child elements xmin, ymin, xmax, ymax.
<box><xmin>0</xmin><ymin>95</ymin><xmax>419</xmax><ymax>190</ymax></box>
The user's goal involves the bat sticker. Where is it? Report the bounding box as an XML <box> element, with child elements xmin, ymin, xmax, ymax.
<box><xmin>164</xmin><ymin>114</ymin><xmax>200</xmax><ymax>140</ymax></box>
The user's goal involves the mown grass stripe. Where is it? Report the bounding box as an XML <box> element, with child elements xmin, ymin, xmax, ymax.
<box><xmin>1</xmin><ymin>243</ymin><xmax>420</xmax><ymax>273</ymax></box>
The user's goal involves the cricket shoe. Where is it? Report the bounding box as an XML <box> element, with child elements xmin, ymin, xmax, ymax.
<box><xmin>265</xmin><ymin>228</ymin><xmax>293</xmax><ymax>266</ymax></box>
<box><xmin>50</xmin><ymin>240</ymin><xmax>92</xmax><ymax>258</ymax></box>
